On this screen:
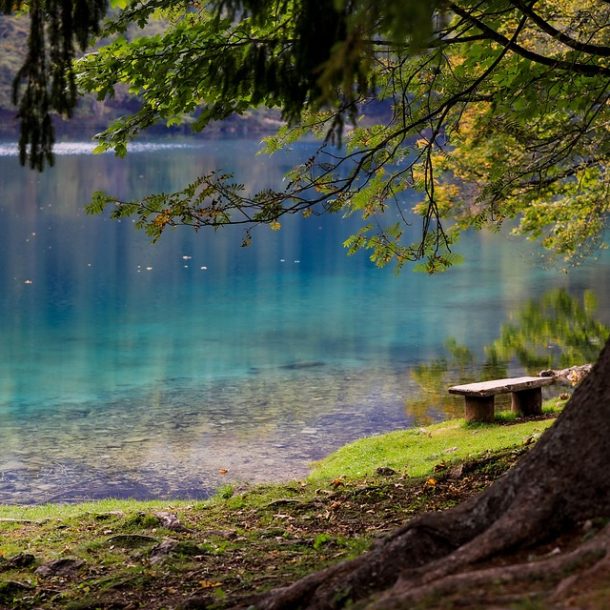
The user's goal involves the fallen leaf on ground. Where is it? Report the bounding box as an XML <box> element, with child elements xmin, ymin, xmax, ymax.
<box><xmin>199</xmin><ymin>579</ymin><xmax>222</xmax><ymax>589</ymax></box>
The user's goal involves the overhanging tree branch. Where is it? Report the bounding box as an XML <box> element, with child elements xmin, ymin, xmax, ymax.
<box><xmin>448</xmin><ymin>1</ymin><xmax>610</xmax><ymax>77</ymax></box>
<box><xmin>508</xmin><ymin>0</ymin><xmax>610</xmax><ymax>57</ymax></box>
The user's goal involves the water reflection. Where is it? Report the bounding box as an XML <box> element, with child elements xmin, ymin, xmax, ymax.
<box><xmin>406</xmin><ymin>289</ymin><xmax>609</xmax><ymax>422</ymax></box>
<box><xmin>1</xmin><ymin>142</ymin><xmax>610</xmax><ymax>502</ymax></box>
<box><xmin>491</xmin><ymin>289</ymin><xmax>609</xmax><ymax>371</ymax></box>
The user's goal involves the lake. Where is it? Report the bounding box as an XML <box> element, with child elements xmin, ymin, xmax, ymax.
<box><xmin>1</xmin><ymin>139</ymin><xmax>609</xmax><ymax>503</ymax></box>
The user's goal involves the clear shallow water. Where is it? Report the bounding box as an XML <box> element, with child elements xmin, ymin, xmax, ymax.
<box><xmin>1</xmin><ymin>139</ymin><xmax>609</xmax><ymax>503</ymax></box>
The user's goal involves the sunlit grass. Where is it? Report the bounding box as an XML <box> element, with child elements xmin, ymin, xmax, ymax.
<box><xmin>309</xmin><ymin>399</ymin><xmax>565</xmax><ymax>482</ymax></box>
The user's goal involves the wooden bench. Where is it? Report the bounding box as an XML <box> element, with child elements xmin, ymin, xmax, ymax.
<box><xmin>448</xmin><ymin>376</ymin><xmax>555</xmax><ymax>422</ymax></box>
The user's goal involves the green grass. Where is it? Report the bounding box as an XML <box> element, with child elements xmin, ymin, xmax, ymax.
<box><xmin>309</xmin><ymin>409</ymin><xmax>560</xmax><ymax>482</ymax></box>
<box><xmin>0</xmin><ymin>498</ymin><xmax>192</xmax><ymax>521</ymax></box>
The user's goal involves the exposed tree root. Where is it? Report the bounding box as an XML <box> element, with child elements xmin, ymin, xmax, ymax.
<box><xmin>243</xmin><ymin>338</ymin><xmax>610</xmax><ymax>610</ymax></box>
<box><xmin>549</xmin><ymin>528</ymin><xmax>610</xmax><ymax>609</ymax></box>
<box><xmin>368</xmin><ymin>525</ymin><xmax>610</xmax><ymax>609</ymax></box>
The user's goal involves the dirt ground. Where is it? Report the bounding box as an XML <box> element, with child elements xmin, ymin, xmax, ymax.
<box><xmin>1</xmin><ymin>447</ymin><xmax>608</xmax><ymax>610</ymax></box>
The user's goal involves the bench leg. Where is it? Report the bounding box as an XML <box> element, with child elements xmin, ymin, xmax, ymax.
<box><xmin>511</xmin><ymin>387</ymin><xmax>542</xmax><ymax>417</ymax></box>
<box><xmin>464</xmin><ymin>396</ymin><xmax>495</xmax><ymax>422</ymax></box>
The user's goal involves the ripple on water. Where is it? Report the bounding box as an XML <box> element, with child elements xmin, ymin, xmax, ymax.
<box><xmin>0</xmin><ymin>364</ymin><xmax>423</xmax><ymax>503</ymax></box>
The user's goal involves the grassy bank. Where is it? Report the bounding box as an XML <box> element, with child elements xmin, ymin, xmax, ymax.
<box><xmin>310</xmin><ymin>410</ymin><xmax>558</xmax><ymax>482</ymax></box>
<box><xmin>0</xmin><ymin>409</ymin><xmax>563</xmax><ymax>609</ymax></box>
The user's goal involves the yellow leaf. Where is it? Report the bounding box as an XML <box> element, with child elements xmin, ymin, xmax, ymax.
<box><xmin>199</xmin><ymin>579</ymin><xmax>222</xmax><ymax>589</ymax></box>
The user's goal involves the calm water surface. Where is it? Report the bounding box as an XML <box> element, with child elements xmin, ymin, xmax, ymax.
<box><xmin>1</xmin><ymin>139</ymin><xmax>609</xmax><ymax>503</ymax></box>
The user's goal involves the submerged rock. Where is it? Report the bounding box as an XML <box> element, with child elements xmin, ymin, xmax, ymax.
<box><xmin>279</xmin><ymin>361</ymin><xmax>326</xmax><ymax>370</ymax></box>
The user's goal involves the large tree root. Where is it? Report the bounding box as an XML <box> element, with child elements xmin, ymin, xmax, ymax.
<box><xmin>549</xmin><ymin>527</ymin><xmax>610</xmax><ymax>609</ymax></box>
<box><xmin>242</xmin><ymin>338</ymin><xmax>610</xmax><ymax>610</ymax></box>
<box><xmin>368</xmin><ymin>524</ymin><xmax>610</xmax><ymax>609</ymax></box>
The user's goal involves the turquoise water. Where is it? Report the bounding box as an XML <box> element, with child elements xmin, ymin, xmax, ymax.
<box><xmin>0</xmin><ymin>139</ymin><xmax>609</xmax><ymax>503</ymax></box>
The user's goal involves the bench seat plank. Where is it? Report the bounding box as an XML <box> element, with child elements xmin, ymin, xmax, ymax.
<box><xmin>448</xmin><ymin>376</ymin><xmax>554</xmax><ymax>398</ymax></box>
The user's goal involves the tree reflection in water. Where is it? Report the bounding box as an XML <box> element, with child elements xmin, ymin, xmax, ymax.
<box><xmin>406</xmin><ymin>289</ymin><xmax>609</xmax><ymax>424</ymax></box>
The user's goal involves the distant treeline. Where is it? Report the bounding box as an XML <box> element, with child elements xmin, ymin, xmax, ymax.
<box><xmin>0</xmin><ymin>14</ymin><xmax>390</xmax><ymax>142</ymax></box>
<box><xmin>0</xmin><ymin>14</ymin><xmax>285</xmax><ymax>140</ymax></box>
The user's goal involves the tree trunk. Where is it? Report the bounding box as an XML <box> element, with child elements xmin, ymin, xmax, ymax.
<box><xmin>246</xmin><ymin>336</ymin><xmax>610</xmax><ymax>610</ymax></box>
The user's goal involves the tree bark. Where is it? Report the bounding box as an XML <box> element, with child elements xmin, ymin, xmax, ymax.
<box><xmin>247</xmin><ymin>336</ymin><xmax>610</xmax><ymax>610</ymax></box>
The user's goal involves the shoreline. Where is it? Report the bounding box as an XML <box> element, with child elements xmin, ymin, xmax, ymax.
<box><xmin>0</xmin><ymin>408</ymin><xmax>561</xmax><ymax>511</ymax></box>
<box><xmin>0</xmin><ymin>414</ymin><xmax>563</xmax><ymax>609</ymax></box>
